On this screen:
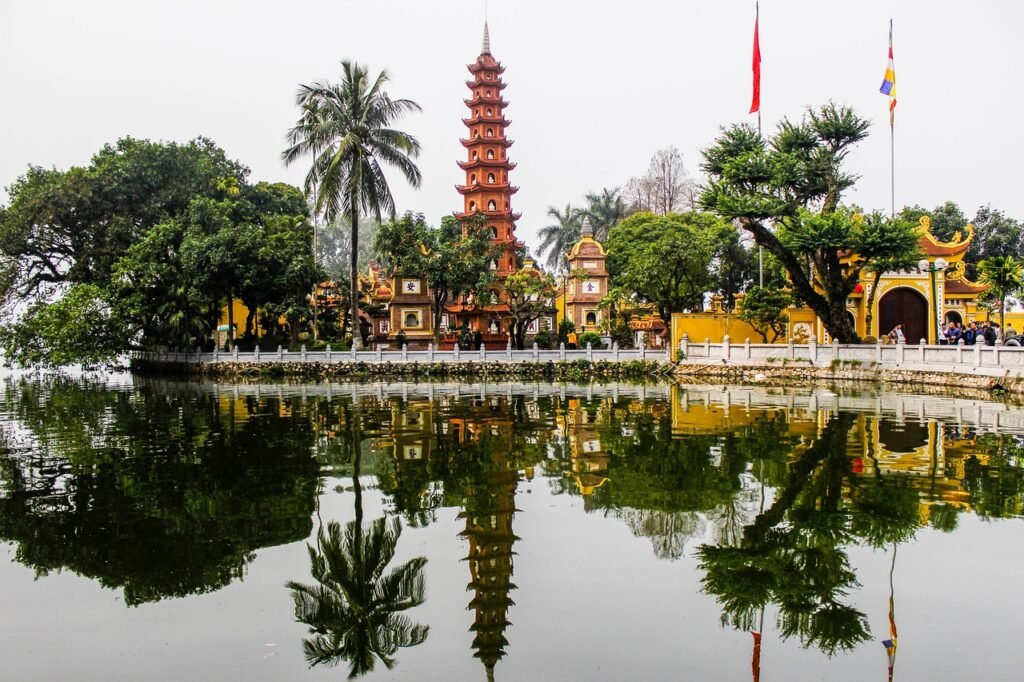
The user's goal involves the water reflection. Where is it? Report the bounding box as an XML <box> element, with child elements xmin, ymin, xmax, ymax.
<box><xmin>1</xmin><ymin>377</ymin><xmax>1023</xmax><ymax>679</ymax></box>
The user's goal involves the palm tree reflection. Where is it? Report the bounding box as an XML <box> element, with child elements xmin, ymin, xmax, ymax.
<box><xmin>288</xmin><ymin>516</ymin><xmax>428</xmax><ymax>678</ymax></box>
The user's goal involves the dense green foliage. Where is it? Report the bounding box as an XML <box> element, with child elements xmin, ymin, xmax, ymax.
<box><xmin>700</xmin><ymin>104</ymin><xmax>921</xmax><ymax>342</ymax></box>
<box><xmin>0</xmin><ymin>139</ymin><xmax>318</xmax><ymax>366</ymax></box>
<box><xmin>375</xmin><ymin>213</ymin><xmax>494</xmax><ymax>344</ymax></box>
<box><xmin>977</xmin><ymin>255</ymin><xmax>1024</xmax><ymax>331</ymax></box>
<box><xmin>503</xmin><ymin>267</ymin><xmax>558</xmax><ymax>349</ymax></box>
<box><xmin>606</xmin><ymin>211</ymin><xmax>738</xmax><ymax>319</ymax></box>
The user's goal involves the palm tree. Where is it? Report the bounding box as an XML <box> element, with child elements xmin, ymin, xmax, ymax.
<box><xmin>582</xmin><ymin>187</ymin><xmax>625</xmax><ymax>241</ymax></box>
<box><xmin>288</xmin><ymin>399</ymin><xmax>429</xmax><ymax>678</ymax></box>
<box><xmin>536</xmin><ymin>204</ymin><xmax>581</xmax><ymax>273</ymax></box>
<box><xmin>283</xmin><ymin>61</ymin><xmax>422</xmax><ymax>349</ymax></box>
<box><xmin>287</xmin><ymin>518</ymin><xmax>429</xmax><ymax>678</ymax></box>
<box><xmin>978</xmin><ymin>255</ymin><xmax>1024</xmax><ymax>333</ymax></box>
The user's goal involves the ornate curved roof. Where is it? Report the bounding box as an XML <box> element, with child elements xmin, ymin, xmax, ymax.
<box><xmin>918</xmin><ymin>215</ymin><xmax>974</xmax><ymax>258</ymax></box>
<box><xmin>569</xmin><ymin>234</ymin><xmax>606</xmax><ymax>259</ymax></box>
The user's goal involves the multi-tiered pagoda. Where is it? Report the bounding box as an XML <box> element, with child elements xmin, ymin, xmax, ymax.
<box><xmin>455</xmin><ymin>22</ymin><xmax>520</xmax><ymax>275</ymax></box>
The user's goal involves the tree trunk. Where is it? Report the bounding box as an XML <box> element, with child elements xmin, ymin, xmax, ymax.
<box><xmin>350</xmin><ymin>202</ymin><xmax>362</xmax><ymax>351</ymax></box>
<box><xmin>864</xmin><ymin>271</ymin><xmax>883</xmax><ymax>338</ymax></box>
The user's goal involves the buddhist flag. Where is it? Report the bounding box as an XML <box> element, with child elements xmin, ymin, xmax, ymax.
<box><xmin>749</xmin><ymin>2</ymin><xmax>761</xmax><ymax>114</ymax></box>
<box><xmin>879</xmin><ymin>19</ymin><xmax>897</xmax><ymax>123</ymax></box>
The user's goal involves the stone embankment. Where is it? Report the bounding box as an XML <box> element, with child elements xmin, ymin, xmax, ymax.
<box><xmin>131</xmin><ymin>357</ymin><xmax>669</xmax><ymax>381</ymax></box>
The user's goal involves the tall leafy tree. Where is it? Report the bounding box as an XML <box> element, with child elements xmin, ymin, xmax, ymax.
<box><xmin>977</xmin><ymin>255</ymin><xmax>1023</xmax><ymax>331</ymax></box>
<box><xmin>375</xmin><ymin>213</ymin><xmax>494</xmax><ymax>345</ymax></box>
<box><xmin>606</xmin><ymin>211</ymin><xmax>732</xmax><ymax>319</ymax></box>
<box><xmin>858</xmin><ymin>211</ymin><xmax>922</xmax><ymax>337</ymax></box>
<box><xmin>503</xmin><ymin>267</ymin><xmax>557</xmax><ymax>350</ymax></box>
<box><xmin>536</xmin><ymin>203</ymin><xmax>581</xmax><ymax>273</ymax></box>
<box><xmin>899</xmin><ymin>201</ymin><xmax>967</xmax><ymax>243</ymax></box>
<box><xmin>283</xmin><ymin>61</ymin><xmax>422</xmax><ymax>349</ymax></box>
<box><xmin>701</xmin><ymin>104</ymin><xmax>919</xmax><ymax>343</ymax></box>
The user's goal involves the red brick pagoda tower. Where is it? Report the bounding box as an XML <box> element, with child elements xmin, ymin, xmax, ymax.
<box><xmin>455</xmin><ymin>22</ymin><xmax>520</xmax><ymax>277</ymax></box>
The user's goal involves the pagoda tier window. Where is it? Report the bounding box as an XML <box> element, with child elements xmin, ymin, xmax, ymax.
<box><xmin>486</xmin><ymin>89</ymin><xmax>492</xmax><ymax>97</ymax></box>
<box><xmin>471</xmin><ymin>174</ymin><xmax>478</xmax><ymax>184</ymax></box>
<box><xmin>491</xmin><ymin>227</ymin><xmax>499</xmax><ymax>239</ymax></box>
<box><xmin>488</xmin><ymin>200</ymin><xmax>497</xmax><ymax>211</ymax></box>
<box><xmin>486</xmin><ymin>128</ymin><xmax>494</xmax><ymax>137</ymax></box>
<box><xmin>469</xmin><ymin>201</ymin><xmax>476</xmax><ymax>211</ymax></box>
<box><xmin>586</xmin><ymin>312</ymin><xmax>597</xmax><ymax>326</ymax></box>
<box><xmin>487</xmin><ymin>173</ymin><xmax>495</xmax><ymax>183</ymax></box>
<box><xmin>473</xmin><ymin>131</ymin><xmax>479</xmax><ymax>139</ymax></box>
<box><xmin>472</xmin><ymin>151</ymin><xmax>478</xmax><ymax>159</ymax></box>
<box><xmin>486</xmin><ymin>108</ymin><xmax>493</xmax><ymax>116</ymax></box>
<box><xmin>486</xmin><ymin>150</ymin><xmax>495</xmax><ymax>159</ymax></box>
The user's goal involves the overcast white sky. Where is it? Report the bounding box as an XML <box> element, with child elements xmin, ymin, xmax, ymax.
<box><xmin>2</xmin><ymin>0</ymin><xmax>1021</xmax><ymax>255</ymax></box>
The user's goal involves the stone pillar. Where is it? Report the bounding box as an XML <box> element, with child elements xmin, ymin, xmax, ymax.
<box><xmin>614</xmin><ymin>342</ymin><xmax>620</xmax><ymax>362</ymax></box>
<box><xmin>787</xmin><ymin>338</ymin><xmax>795</xmax><ymax>360</ymax></box>
<box><xmin>455</xmin><ymin>343</ymin><xmax>461</xmax><ymax>361</ymax></box>
<box><xmin>809</xmin><ymin>336</ymin><xmax>817</xmax><ymax>364</ymax></box>
<box><xmin>994</xmin><ymin>345</ymin><xmax>1001</xmax><ymax>366</ymax></box>
<box><xmin>351</xmin><ymin>343</ymin><xmax>357</xmax><ymax>360</ymax></box>
<box><xmin>641</xmin><ymin>343</ymin><xmax>647</xmax><ymax>361</ymax></box>
<box><xmin>532</xmin><ymin>342</ymin><xmax>539</xmax><ymax>360</ymax></box>
<box><xmin>428</xmin><ymin>343</ymin><xmax>434</xmax><ymax>362</ymax></box>
<box><xmin>722</xmin><ymin>335</ymin><xmax>731</xmax><ymax>361</ymax></box>
<box><xmin>897</xmin><ymin>342</ymin><xmax>904</xmax><ymax>364</ymax></box>
<box><xmin>277</xmin><ymin>345</ymin><xmax>284</xmax><ymax>360</ymax></box>
<box><xmin>832</xmin><ymin>338</ymin><xmax>839</xmax><ymax>364</ymax></box>
<box><xmin>918</xmin><ymin>343</ymin><xmax>925</xmax><ymax>363</ymax></box>
<box><xmin>254</xmin><ymin>345</ymin><xmax>261</xmax><ymax>362</ymax></box>
<box><xmin>680</xmin><ymin>333</ymin><xmax>689</xmax><ymax>360</ymax></box>
<box><xmin>376</xmin><ymin>345</ymin><xmax>383</xmax><ymax>362</ymax></box>
<box><xmin>326</xmin><ymin>344</ymin><xmax>332</xmax><ymax>362</ymax></box>
<box><xmin>956</xmin><ymin>338</ymin><xmax>963</xmax><ymax>364</ymax></box>
<box><xmin>233</xmin><ymin>345</ymin><xmax>239</xmax><ymax>361</ymax></box>
<box><xmin>704</xmin><ymin>338</ymin><xmax>711</xmax><ymax>358</ymax></box>
<box><xmin>974</xmin><ymin>342</ymin><xmax>982</xmax><ymax>367</ymax></box>
<box><xmin>402</xmin><ymin>343</ymin><xmax>408</xmax><ymax>361</ymax></box>
<box><xmin>559</xmin><ymin>342</ymin><xmax>566</xmax><ymax>361</ymax></box>
<box><xmin>301</xmin><ymin>344</ymin><xmax>307</xmax><ymax>361</ymax></box>
<box><xmin>587</xmin><ymin>342</ymin><xmax>593</xmax><ymax>361</ymax></box>
<box><xmin>479</xmin><ymin>343</ymin><xmax>486</xmax><ymax>361</ymax></box>
<box><xmin>506</xmin><ymin>339</ymin><xmax>512</xmax><ymax>361</ymax></box>
<box><xmin>213</xmin><ymin>347</ymin><xmax>219</xmax><ymax>362</ymax></box>
<box><xmin>875</xmin><ymin>339</ymin><xmax>882</xmax><ymax>363</ymax></box>
<box><xmin>745</xmin><ymin>338</ymin><xmax>751</xmax><ymax>360</ymax></box>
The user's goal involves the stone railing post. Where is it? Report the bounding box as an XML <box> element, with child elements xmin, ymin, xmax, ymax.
<box><xmin>809</xmin><ymin>336</ymin><xmax>817</xmax><ymax>364</ymax></box>
<box><xmin>454</xmin><ymin>343</ymin><xmax>461</xmax><ymax>361</ymax></box>
<box><xmin>994</xmin><ymin>345</ymin><xmax>1001</xmax><ymax>366</ymax></box>
<box><xmin>428</xmin><ymin>343</ymin><xmax>435</xmax><ymax>362</ymax></box>
<box><xmin>918</xmin><ymin>343</ymin><xmax>926</xmax><ymax>363</ymax></box>
<box><xmin>480</xmin><ymin>342</ymin><xmax>486</xmax><ymax>361</ymax></box>
<box><xmin>974</xmin><ymin>342</ymin><xmax>982</xmax><ymax>367</ymax></box>
<box><xmin>301</xmin><ymin>344</ymin><xmax>307</xmax><ymax>361</ymax></box>
<box><xmin>559</xmin><ymin>342</ymin><xmax>566</xmax><ymax>361</ymax></box>
<box><xmin>351</xmin><ymin>342</ymin><xmax>357</xmax><ymax>360</ymax></box>
<box><xmin>641</xmin><ymin>342</ymin><xmax>647</xmax><ymax>361</ymax></box>
<box><xmin>586</xmin><ymin>342</ymin><xmax>593</xmax><ymax>361</ymax></box>
<box><xmin>956</xmin><ymin>338</ymin><xmax>963</xmax><ymax>364</ymax></box>
<box><xmin>506</xmin><ymin>339</ymin><xmax>512</xmax><ymax>361</ymax></box>
<box><xmin>744</xmin><ymin>337</ymin><xmax>751</xmax><ymax>360</ymax></box>
<box><xmin>213</xmin><ymin>347</ymin><xmax>219</xmax><ymax>362</ymax></box>
<box><xmin>680</xmin><ymin>333</ymin><xmax>689</xmax><ymax>361</ymax></box>
<box><xmin>787</xmin><ymin>337</ymin><xmax>794</xmax><ymax>360</ymax></box>
<box><xmin>832</xmin><ymin>338</ymin><xmax>839</xmax><ymax>364</ymax></box>
<box><xmin>278</xmin><ymin>345</ymin><xmax>284</xmax><ymax>360</ymax></box>
<box><xmin>232</xmin><ymin>345</ymin><xmax>239</xmax><ymax>361</ymax></box>
<box><xmin>254</xmin><ymin>344</ymin><xmax>261</xmax><ymax>362</ymax></box>
<box><xmin>402</xmin><ymin>343</ymin><xmax>408</xmax><ymax>361</ymax></box>
<box><xmin>722</xmin><ymin>335</ymin><xmax>731</xmax><ymax>361</ymax></box>
<box><xmin>897</xmin><ymin>341</ymin><xmax>905</xmax><ymax>364</ymax></box>
<box><xmin>875</xmin><ymin>339</ymin><xmax>882</xmax><ymax>363</ymax></box>
<box><xmin>614</xmin><ymin>341</ymin><xmax>620</xmax><ymax>362</ymax></box>
<box><xmin>533</xmin><ymin>342</ymin><xmax>539</xmax><ymax>360</ymax></box>
<box><xmin>326</xmin><ymin>344</ymin><xmax>332</xmax><ymax>363</ymax></box>
<box><xmin>376</xmin><ymin>345</ymin><xmax>383</xmax><ymax>362</ymax></box>
<box><xmin>704</xmin><ymin>337</ymin><xmax>711</xmax><ymax>358</ymax></box>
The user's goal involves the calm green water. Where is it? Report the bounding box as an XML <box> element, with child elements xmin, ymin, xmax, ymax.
<box><xmin>1</xmin><ymin>376</ymin><xmax>1022</xmax><ymax>681</ymax></box>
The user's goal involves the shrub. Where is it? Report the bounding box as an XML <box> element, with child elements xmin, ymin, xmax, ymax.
<box><xmin>861</xmin><ymin>335</ymin><xmax>877</xmax><ymax>344</ymax></box>
<box><xmin>578</xmin><ymin>331</ymin><xmax>603</xmax><ymax>349</ymax></box>
<box><xmin>532</xmin><ymin>329</ymin><xmax>553</xmax><ymax>349</ymax></box>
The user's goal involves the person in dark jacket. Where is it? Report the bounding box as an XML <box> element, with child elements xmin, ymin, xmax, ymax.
<box><xmin>963</xmin><ymin>321</ymin><xmax>978</xmax><ymax>346</ymax></box>
<box><xmin>982</xmin><ymin>322</ymin><xmax>997</xmax><ymax>346</ymax></box>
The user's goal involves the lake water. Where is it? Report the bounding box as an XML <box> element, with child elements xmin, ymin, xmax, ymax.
<box><xmin>1</xmin><ymin>375</ymin><xmax>1022</xmax><ymax>681</ymax></box>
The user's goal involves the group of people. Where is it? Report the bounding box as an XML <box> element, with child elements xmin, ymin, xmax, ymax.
<box><xmin>940</xmin><ymin>319</ymin><xmax>1015</xmax><ymax>346</ymax></box>
<box><xmin>888</xmin><ymin>320</ymin><xmax>1018</xmax><ymax>346</ymax></box>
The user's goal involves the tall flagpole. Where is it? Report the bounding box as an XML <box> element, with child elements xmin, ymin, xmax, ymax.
<box><xmin>751</xmin><ymin>1</ymin><xmax>763</xmax><ymax>286</ymax></box>
<box><xmin>882</xmin><ymin>18</ymin><xmax>897</xmax><ymax>218</ymax></box>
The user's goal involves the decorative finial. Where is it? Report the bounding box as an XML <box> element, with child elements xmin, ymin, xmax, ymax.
<box><xmin>482</xmin><ymin>20</ymin><xmax>491</xmax><ymax>55</ymax></box>
<box><xmin>581</xmin><ymin>216</ymin><xmax>593</xmax><ymax>237</ymax></box>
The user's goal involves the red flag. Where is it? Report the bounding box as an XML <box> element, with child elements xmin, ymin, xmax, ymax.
<box><xmin>749</xmin><ymin>3</ymin><xmax>761</xmax><ymax>114</ymax></box>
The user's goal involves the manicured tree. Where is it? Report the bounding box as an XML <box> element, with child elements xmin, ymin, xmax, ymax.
<box><xmin>700</xmin><ymin>104</ymin><xmax>920</xmax><ymax>343</ymax></box>
<box><xmin>283</xmin><ymin>61</ymin><xmax>422</xmax><ymax>349</ymax></box>
<box><xmin>739</xmin><ymin>286</ymin><xmax>793</xmax><ymax>343</ymax></box>
<box><xmin>503</xmin><ymin>268</ymin><xmax>558</xmax><ymax>350</ymax></box>
<box><xmin>858</xmin><ymin>211</ymin><xmax>922</xmax><ymax>337</ymax></box>
<box><xmin>978</xmin><ymin>255</ymin><xmax>1024</xmax><ymax>333</ymax></box>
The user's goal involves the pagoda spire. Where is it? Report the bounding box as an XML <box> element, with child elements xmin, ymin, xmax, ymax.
<box><xmin>482</xmin><ymin>20</ymin><xmax>491</xmax><ymax>55</ymax></box>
